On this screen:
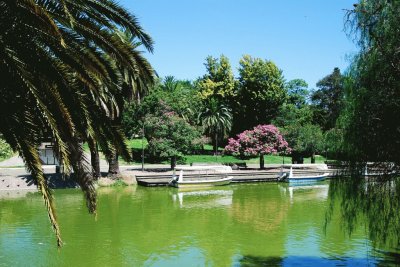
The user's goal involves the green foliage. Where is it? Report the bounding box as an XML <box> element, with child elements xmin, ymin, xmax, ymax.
<box><xmin>198</xmin><ymin>55</ymin><xmax>236</xmax><ymax>104</ymax></box>
<box><xmin>311</xmin><ymin>68</ymin><xmax>344</xmax><ymax>131</ymax></box>
<box><xmin>341</xmin><ymin>0</ymin><xmax>400</xmax><ymax>163</ymax></box>
<box><xmin>0</xmin><ymin>0</ymin><xmax>154</xmax><ymax>246</ymax></box>
<box><xmin>286</xmin><ymin>79</ymin><xmax>309</xmax><ymax>108</ymax></box>
<box><xmin>197</xmin><ymin>98</ymin><xmax>232</xmax><ymax>152</ymax></box>
<box><xmin>273</xmin><ymin>94</ymin><xmax>321</xmax><ymax>160</ymax></box>
<box><xmin>144</xmin><ymin>112</ymin><xmax>202</xmax><ymax>162</ymax></box>
<box><xmin>281</xmin><ymin>124</ymin><xmax>324</xmax><ymax>155</ymax></box>
<box><xmin>327</xmin><ymin>177</ymin><xmax>400</xmax><ymax>250</ymax></box>
<box><xmin>323</xmin><ymin>127</ymin><xmax>345</xmax><ymax>159</ymax></box>
<box><xmin>273</xmin><ymin>103</ymin><xmax>313</xmax><ymax>128</ymax></box>
<box><xmin>0</xmin><ymin>138</ymin><xmax>13</xmax><ymax>160</ymax></box>
<box><xmin>296</xmin><ymin>124</ymin><xmax>324</xmax><ymax>155</ymax></box>
<box><xmin>122</xmin><ymin>77</ymin><xmax>202</xmax><ymax>137</ymax></box>
<box><xmin>234</xmin><ymin>55</ymin><xmax>286</xmax><ymax>133</ymax></box>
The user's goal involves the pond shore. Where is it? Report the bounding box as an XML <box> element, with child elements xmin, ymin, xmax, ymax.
<box><xmin>0</xmin><ymin>155</ymin><xmax>334</xmax><ymax>193</ymax></box>
<box><xmin>0</xmin><ymin>165</ymin><xmax>175</xmax><ymax>193</ymax></box>
<box><xmin>0</xmin><ymin>161</ymin><xmax>285</xmax><ymax>194</ymax></box>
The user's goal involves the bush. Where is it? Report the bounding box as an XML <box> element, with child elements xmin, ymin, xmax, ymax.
<box><xmin>0</xmin><ymin>138</ymin><xmax>12</xmax><ymax>160</ymax></box>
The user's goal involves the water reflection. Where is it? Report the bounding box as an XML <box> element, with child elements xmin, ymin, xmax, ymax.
<box><xmin>326</xmin><ymin>176</ymin><xmax>400</xmax><ymax>265</ymax></box>
<box><xmin>1</xmin><ymin>181</ymin><xmax>400</xmax><ymax>266</ymax></box>
<box><xmin>239</xmin><ymin>255</ymin><xmax>378</xmax><ymax>267</ymax></box>
<box><xmin>327</xmin><ymin>177</ymin><xmax>400</xmax><ymax>248</ymax></box>
<box><xmin>171</xmin><ymin>188</ymin><xmax>233</xmax><ymax>208</ymax></box>
<box><xmin>279</xmin><ymin>183</ymin><xmax>329</xmax><ymax>202</ymax></box>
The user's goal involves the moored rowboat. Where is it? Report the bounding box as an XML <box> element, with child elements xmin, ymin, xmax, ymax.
<box><xmin>169</xmin><ymin>165</ymin><xmax>233</xmax><ymax>188</ymax></box>
<box><xmin>279</xmin><ymin>164</ymin><xmax>330</xmax><ymax>183</ymax></box>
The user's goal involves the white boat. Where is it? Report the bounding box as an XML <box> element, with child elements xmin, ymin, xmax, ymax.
<box><xmin>279</xmin><ymin>164</ymin><xmax>330</xmax><ymax>183</ymax></box>
<box><xmin>169</xmin><ymin>165</ymin><xmax>233</xmax><ymax>188</ymax></box>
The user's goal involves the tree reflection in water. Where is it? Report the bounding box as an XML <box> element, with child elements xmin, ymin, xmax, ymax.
<box><xmin>326</xmin><ymin>176</ymin><xmax>400</xmax><ymax>263</ymax></box>
<box><xmin>239</xmin><ymin>255</ymin><xmax>282</xmax><ymax>267</ymax></box>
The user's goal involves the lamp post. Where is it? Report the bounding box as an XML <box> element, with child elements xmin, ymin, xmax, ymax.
<box><xmin>141</xmin><ymin>122</ymin><xmax>145</xmax><ymax>171</ymax></box>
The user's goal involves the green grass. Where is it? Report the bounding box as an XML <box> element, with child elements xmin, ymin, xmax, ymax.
<box><xmin>181</xmin><ymin>154</ymin><xmax>290</xmax><ymax>165</ymax></box>
<box><xmin>180</xmin><ymin>154</ymin><xmax>325</xmax><ymax>165</ymax></box>
<box><xmin>126</xmin><ymin>138</ymin><xmax>148</xmax><ymax>149</ymax></box>
<box><xmin>84</xmin><ymin>139</ymin><xmax>326</xmax><ymax>166</ymax></box>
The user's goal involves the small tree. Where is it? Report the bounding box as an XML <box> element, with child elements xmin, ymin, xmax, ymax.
<box><xmin>281</xmin><ymin>124</ymin><xmax>324</xmax><ymax>163</ymax></box>
<box><xmin>224</xmin><ymin>125</ymin><xmax>290</xmax><ymax>169</ymax></box>
<box><xmin>295</xmin><ymin>124</ymin><xmax>324</xmax><ymax>163</ymax></box>
<box><xmin>144</xmin><ymin>112</ymin><xmax>201</xmax><ymax>169</ymax></box>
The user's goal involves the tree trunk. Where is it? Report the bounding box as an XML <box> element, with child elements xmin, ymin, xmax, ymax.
<box><xmin>107</xmin><ymin>151</ymin><xmax>120</xmax><ymax>178</ymax></box>
<box><xmin>215</xmin><ymin>132</ymin><xmax>218</xmax><ymax>156</ymax></box>
<box><xmin>259</xmin><ymin>154</ymin><xmax>265</xmax><ymax>169</ymax></box>
<box><xmin>88</xmin><ymin>139</ymin><xmax>100</xmax><ymax>180</ymax></box>
<box><xmin>311</xmin><ymin>152</ymin><xmax>316</xmax><ymax>164</ymax></box>
<box><xmin>171</xmin><ymin>155</ymin><xmax>177</xmax><ymax>170</ymax></box>
<box><xmin>212</xmin><ymin>132</ymin><xmax>218</xmax><ymax>155</ymax></box>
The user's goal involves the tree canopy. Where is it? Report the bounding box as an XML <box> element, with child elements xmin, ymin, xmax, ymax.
<box><xmin>197</xmin><ymin>98</ymin><xmax>232</xmax><ymax>153</ymax></box>
<box><xmin>145</xmin><ymin>110</ymin><xmax>202</xmax><ymax>169</ymax></box>
<box><xmin>225</xmin><ymin>124</ymin><xmax>290</xmax><ymax>169</ymax></box>
<box><xmin>311</xmin><ymin>68</ymin><xmax>344</xmax><ymax>131</ymax></box>
<box><xmin>0</xmin><ymin>0</ymin><xmax>154</xmax><ymax>246</ymax></box>
<box><xmin>234</xmin><ymin>55</ymin><xmax>286</xmax><ymax>133</ymax></box>
<box><xmin>341</xmin><ymin>0</ymin><xmax>400</xmax><ymax>164</ymax></box>
<box><xmin>286</xmin><ymin>79</ymin><xmax>309</xmax><ymax>108</ymax></box>
<box><xmin>198</xmin><ymin>55</ymin><xmax>236</xmax><ymax>105</ymax></box>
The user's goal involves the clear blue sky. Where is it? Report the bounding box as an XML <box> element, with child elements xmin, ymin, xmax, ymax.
<box><xmin>120</xmin><ymin>0</ymin><xmax>357</xmax><ymax>88</ymax></box>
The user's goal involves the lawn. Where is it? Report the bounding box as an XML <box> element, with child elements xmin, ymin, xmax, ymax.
<box><xmin>177</xmin><ymin>154</ymin><xmax>324</xmax><ymax>165</ymax></box>
<box><xmin>122</xmin><ymin>139</ymin><xmax>326</xmax><ymax>165</ymax></box>
<box><xmin>85</xmin><ymin>139</ymin><xmax>326</xmax><ymax>166</ymax></box>
<box><xmin>126</xmin><ymin>138</ymin><xmax>148</xmax><ymax>149</ymax></box>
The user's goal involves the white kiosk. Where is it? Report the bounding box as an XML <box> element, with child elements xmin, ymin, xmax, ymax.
<box><xmin>39</xmin><ymin>142</ymin><xmax>63</xmax><ymax>173</ymax></box>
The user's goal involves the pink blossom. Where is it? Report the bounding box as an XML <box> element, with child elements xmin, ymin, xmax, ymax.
<box><xmin>224</xmin><ymin>124</ymin><xmax>291</xmax><ymax>157</ymax></box>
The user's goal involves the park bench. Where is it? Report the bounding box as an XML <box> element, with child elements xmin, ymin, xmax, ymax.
<box><xmin>223</xmin><ymin>162</ymin><xmax>248</xmax><ymax>170</ymax></box>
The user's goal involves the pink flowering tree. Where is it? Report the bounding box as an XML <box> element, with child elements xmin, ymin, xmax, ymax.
<box><xmin>224</xmin><ymin>124</ymin><xmax>291</xmax><ymax>169</ymax></box>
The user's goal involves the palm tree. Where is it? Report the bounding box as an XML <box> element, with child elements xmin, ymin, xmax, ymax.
<box><xmin>104</xmin><ymin>30</ymin><xmax>155</xmax><ymax>178</ymax></box>
<box><xmin>0</xmin><ymin>0</ymin><xmax>154</xmax><ymax>246</ymax></box>
<box><xmin>162</xmin><ymin>76</ymin><xmax>180</xmax><ymax>91</ymax></box>
<box><xmin>198</xmin><ymin>98</ymin><xmax>233</xmax><ymax>155</ymax></box>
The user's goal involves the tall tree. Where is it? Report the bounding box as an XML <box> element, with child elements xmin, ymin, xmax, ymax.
<box><xmin>234</xmin><ymin>55</ymin><xmax>286</xmax><ymax>133</ymax></box>
<box><xmin>105</xmin><ymin>30</ymin><xmax>155</xmax><ymax>178</ymax></box>
<box><xmin>342</xmin><ymin>0</ymin><xmax>400</xmax><ymax>164</ymax></box>
<box><xmin>311</xmin><ymin>68</ymin><xmax>344</xmax><ymax>131</ymax></box>
<box><xmin>198</xmin><ymin>55</ymin><xmax>236</xmax><ymax>106</ymax></box>
<box><xmin>0</xmin><ymin>0</ymin><xmax>153</xmax><ymax>246</ymax></box>
<box><xmin>286</xmin><ymin>79</ymin><xmax>309</xmax><ymax>108</ymax></box>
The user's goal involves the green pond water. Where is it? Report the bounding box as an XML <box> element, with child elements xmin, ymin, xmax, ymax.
<box><xmin>0</xmin><ymin>181</ymin><xmax>399</xmax><ymax>266</ymax></box>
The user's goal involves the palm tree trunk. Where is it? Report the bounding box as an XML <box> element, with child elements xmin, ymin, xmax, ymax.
<box><xmin>88</xmin><ymin>139</ymin><xmax>100</xmax><ymax>180</ymax></box>
<box><xmin>259</xmin><ymin>154</ymin><xmax>265</xmax><ymax>169</ymax></box>
<box><xmin>107</xmin><ymin>150</ymin><xmax>120</xmax><ymax>178</ymax></box>
<box><xmin>215</xmin><ymin>132</ymin><xmax>218</xmax><ymax>156</ymax></box>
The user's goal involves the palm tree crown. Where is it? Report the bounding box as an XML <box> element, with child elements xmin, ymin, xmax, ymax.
<box><xmin>198</xmin><ymin>98</ymin><xmax>232</xmax><ymax>153</ymax></box>
<box><xmin>0</xmin><ymin>0</ymin><xmax>155</xmax><ymax>246</ymax></box>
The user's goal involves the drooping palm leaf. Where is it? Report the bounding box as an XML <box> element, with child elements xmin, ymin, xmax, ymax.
<box><xmin>0</xmin><ymin>0</ymin><xmax>155</xmax><ymax>246</ymax></box>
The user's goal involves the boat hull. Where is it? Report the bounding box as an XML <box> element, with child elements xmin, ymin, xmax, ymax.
<box><xmin>170</xmin><ymin>177</ymin><xmax>232</xmax><ymax>188</ymax></box>
<box><xmin>286</xmin><ymin>173</ymin><xmax>329</xmax><ymax>183</ymax></box>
